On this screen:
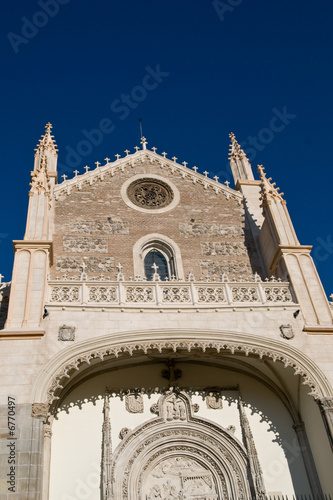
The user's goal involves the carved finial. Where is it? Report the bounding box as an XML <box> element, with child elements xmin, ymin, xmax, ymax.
<box><xmin>140</xmin><ymin>137</ymin><xmax>147</xmax><ymax>150</ymax></box>
<box><xmin>172</xmin><ymin>156</ymin><xmax>177</xmax><ymax>162</ymax></box>
<box><xmin>134</xmin><ymin>146</ymin><xmax>140</xmax><ymax>152</ymax></box>
<box><xmin>115</xmin><ymin>154</ymin><xmax>121</xmax><ymax>160</ymax></box>
<box><xmin>162</xmin><ymin>152</ymin><xmax>167</xmax><ymax>158</ymax></box>
<box><xmin>84</xmin><ymin>165</ymin><xmax>90</xmax><ymax>173</ymax></box>
<box><xmin>203</xmin><ymin>171</ymin><xmax>209</xmax><ymax>177</ymax></box>
<box><xmin>152</xmin><ymin>147</ymin><xmax>157</xmax><ymax>153</ymax></box>
<box><xmin>73</xmin><ymin>170</ymin><xmax>79</xmax><ymax>177</ymax></box>
<box><xmin>192</xmin><ymin>166</ymin><xmax>198</xmax><ymax>173</ymax></box>
<box><xmin>0</xmin><ymin>274</ymin><xmax>4</xmax><ymax>284</ymax></box>
<box><xmin>224</xmin><ymin>180</ymin><xmax>230</xmax><ymax>187</ymax></box>
<box><xmin>214</xmin><ymin>176</ymin><xmax>219</xmax><ymax>182</ymax></box>
<box><xmin>61</xmin><ymin>174</ymin><xmax>67</xmax><ymax>182</ymax></box>
<box><xmin>124</xmin><ymin>150</ymin><xmax>130</xmax><ymax>156</ymax></box>
<box><xmin>104</xmin><ymin>157</ymin><xmax>110</xmax><ymax>164</ymax></box>
<box><xmin>182</xmin><ymin>161</ymin><xmax>188</xmax><ymax>168</ymax></box>
<box><xmin>95</xmin><ymin>161</ymin><xmax>101</xmax><ymax>168</ymax></box>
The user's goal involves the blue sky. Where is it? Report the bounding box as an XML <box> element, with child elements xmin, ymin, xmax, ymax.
<box><xmin>1</xmin><ymin>0</ymin><xmax>332</xmax><ymax>296</ymax></box>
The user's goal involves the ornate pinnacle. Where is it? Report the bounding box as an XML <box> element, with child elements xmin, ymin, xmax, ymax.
<box><xmin>35</xmin><ymin>122</ymin><xmax>58</xmax><ymax>157</ymax></box>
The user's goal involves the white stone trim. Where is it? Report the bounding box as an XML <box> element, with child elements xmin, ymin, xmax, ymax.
<box><xmin>133</xmin><ymin>233</ymin><xmax>184</xmax><ymax>279</ymax></box>
<box><xmin>120</xmin><ymin>173</ymin><xmax>180</xmax><ymax>214</ymax></box>
<box><xmin>31</xmin><ymin>329</ymin><xmax>333</xmax><ymax>406</ymax></box>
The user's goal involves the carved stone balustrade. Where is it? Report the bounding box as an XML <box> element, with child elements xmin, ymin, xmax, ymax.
<box><xmin>47</xmin><ymin>278</ymin><xmax>296</xmax><ymax>309</ymax></box>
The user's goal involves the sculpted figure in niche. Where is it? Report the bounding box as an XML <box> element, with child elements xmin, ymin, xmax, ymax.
<box><xmin>165</xmin><ymin>394</ymin><xmax>186</xmax><ymax>421</ymax></box>
<box><xmin>206</xmin><ymin>391</ymin><xmax>223</xmax><ymax>410</ymax></box>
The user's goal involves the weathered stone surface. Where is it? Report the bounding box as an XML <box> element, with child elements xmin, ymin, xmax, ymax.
<box><xmin>56</xmin><ymin>256</ymin><xmax>115</xmax><ymax>273</ymax></box>
<box><xmin>200</xmin><ymin>260</ymin><xmax>253</xmax><ymax>277</ymax></box>
<box><xmin>70</xmin><ymin>218</ymin><xmax>129</xmax><ymax>235</ymax></box>
<box><xmin>201</xmin><ymin>241</ymin><xmax>247</xmax><ymax>256</ymax></box>
<box><xmin>63</xmin><ymin>237</ymin><xmax>108</xmax><ymax>253</ymax></box>
<box><xmin>179</xmin><ymin>223</ymin><xmax>244</xmax><ymax>238</ymax></box>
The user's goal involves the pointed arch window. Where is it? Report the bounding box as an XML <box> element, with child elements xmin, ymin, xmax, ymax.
<box><xmin>142</xmin><ymin>242</ymin><xmax>176</xmax><ymax>281</ymax></box>
<box><xmin>133</xmin><ymin>234</ymin><xmax>184</xmax><ymax>281</ymax></box>
<box><xmin>144</xmin><ymin>250</ymin><xmax>172</xmax><ymax>281</ymax></box>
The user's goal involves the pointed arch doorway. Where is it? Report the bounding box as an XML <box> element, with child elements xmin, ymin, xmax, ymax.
<box><xmin>107</xmin><ymin>391</ymin><xmax>253</xmax><ymax>499</ymax></box>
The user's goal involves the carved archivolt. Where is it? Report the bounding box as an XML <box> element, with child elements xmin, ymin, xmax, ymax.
<box><xmin>110</xmin><ymin>390</ymin><xmax>250</xmax><ymax>499</ymax></box>
<box><xmin>31</xmin><ymin>329</ymin><xmax>333</xmax><ymax>414</ymax></box>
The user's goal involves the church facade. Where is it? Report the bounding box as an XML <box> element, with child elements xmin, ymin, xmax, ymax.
<box><xmin>0</xmin><ymin>124</ymin><xmax>333</xmax><ymax>499</ymax></box>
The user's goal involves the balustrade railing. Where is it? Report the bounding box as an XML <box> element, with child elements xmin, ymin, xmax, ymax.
<box><xmin>47</xmin><ymin>277</ymin><xmax>295</xmax><ymax>308</ymax></box>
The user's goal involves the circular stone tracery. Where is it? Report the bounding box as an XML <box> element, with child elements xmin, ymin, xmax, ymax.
<box><xmin>127</xmin><ymin>178</ymin><xmax>174</xmax><ymax>209</ymax></box>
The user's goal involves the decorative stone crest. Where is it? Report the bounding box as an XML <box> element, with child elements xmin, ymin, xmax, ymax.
<box><xmin>279</xmin><ymin>324</ymin><xmax>294</xmax><ymax>339</ymax></box>
<box><xmin>127</xmin><ymin>178</ymin><xmax>174</xmax><ymax>209</ymax></box>
<box><xmin>58</xmin><ymin>325</ymin><xmax>75</xmax><ymax>341</ymax></box>
<box><xmin>206</xmin><ymin>391</ymin><xmax>223</xmax><ymax>409</ymax></box>
<box><xmin>125</xmin><ymin>393</ymin><xmax>144</xmax><ymax>413</ymax></box>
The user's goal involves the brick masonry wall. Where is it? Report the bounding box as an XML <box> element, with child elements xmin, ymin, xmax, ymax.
<box><xmin>51</xmin><ymin>161</ymin><xmax>262</xmax><ymax>280</ymax></box>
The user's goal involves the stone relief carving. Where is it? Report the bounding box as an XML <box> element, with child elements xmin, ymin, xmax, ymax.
<box><xmin>31</xmin><ymin>402</ymin><xmax>49</xmax><ymax>420</ymax></box>
<box><xmin>125</xmin><ymin>394</ymin><xmax>144</xmax><ymax>413</ymax></box>
<box><xmin>279</xmin><ymin>324</ymin><xmax>294</xmax><ymax>339</ymax></box>
<box><xmin>165</xmin><ymin>394</ymin><xmax>187</xmax><ymax>421</ymax></box>
<box><xmin>119</xmin><ymin>428</ymin><xmax>131</xmax><ymax>440</ymax></box>
<box><xmin>145</xmin><ymin>457</ymin><xmax>218</xmax><ymax>500</ymax></box>
<box><xmin>58</xmin><ymin>325</ymin><xmax>76</xmax><ymax>341</ymax></box>
<box><xmin>206</xmin><ymin>391</ymin><xmax>223</xmax><ymax>410</ymax></box>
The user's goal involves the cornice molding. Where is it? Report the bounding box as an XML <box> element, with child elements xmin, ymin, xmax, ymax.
<box><xmin>53</xmin><ymin>150</ymin><xmax>243</xmax><ymax>203</ymax></box>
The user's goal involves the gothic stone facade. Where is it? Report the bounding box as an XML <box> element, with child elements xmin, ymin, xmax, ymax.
<box><xmin>0</xmin><ymin>125</ymin><xmax>333</xmax><ymax>499</ymax></box>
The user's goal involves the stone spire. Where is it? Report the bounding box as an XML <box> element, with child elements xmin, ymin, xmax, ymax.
<box><xmin>238</xmin><ymin>397</ymin><xmax>266</xmax><ymax>499</ymax></box>
<box><xmin>34</xmin><ymin>122</ymin><xmax>58</xmax><ymax>174</ymax></box>
<box><xmin>229</xmin><ymin>132</ymin><xmax>254</xmax><ymax>184</ymax></box>
<box><xmin>101</xmin><ymin>394</ymin><xmax>112</xmax><ymax>499</ymax></box>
